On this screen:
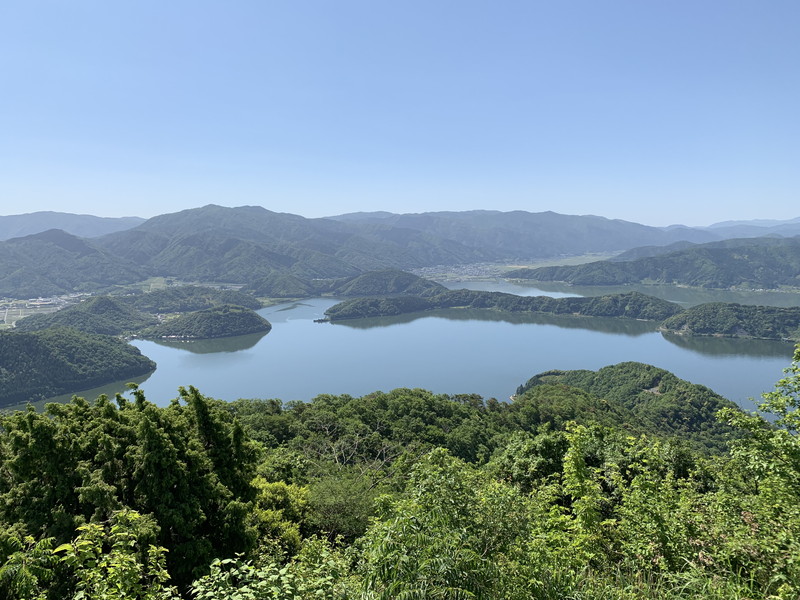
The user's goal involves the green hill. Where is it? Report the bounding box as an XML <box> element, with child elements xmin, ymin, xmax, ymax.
<box><xmin>329</xmin><ymin>269</ymin><xmax>447</xmax><ymax>297</ymax></box>
<box><xmin>95</xmin><ymin>205</ymin><xmax>490</xmax><ymax>283</ymax></box>
<box><xmin>14</xmin><ymin>295</ymin><xmax>156</xmax><ymax>335</ymax></box>
<box><xmin>515</xmin><ymin>361</ymin><xmax>741</xmax><ymax>454</ymax></box>
<box><xmin>660</xmin><ymin>302</ymin><xmax>800</xmax><ymax>341</ymax></box>
<box><xmin>123</xmin><ymin>285</ymin><xmax>262</xmax><ymax>312</ymax></box>
<box><xmin>0</xmin><ymin>229</ymin><xmax>146</xmax><ymax>298</ymax></box>
<box><xmin>325</xmin><ymin>290</ymin><xmax>683</xmax><ymax>321</ymax></box>
<box><xmin>246</xmin><ymin>269</ymin><xmax>446</xmax><ymax>299</ymax></box>
<box><xmin>13</xmin><ymin>287</ymin><xmax>263</xmax><ymax>335</ymax></box>
<box><xmin>142</xmin><ymin>304</ymin><xmax>272</xmax><ymax>339</ymax></box>
<box><xmin>0</xmin><ymin>327</ymin><xmax>156</xmax><ymax>405</ymax></box>
<box><xmin>508</xmin><ymin>236</ymin><xmax>800</xmax><ymax>289</ymax></box>
<box><xmin>245</xmin><ymin>272</ymin><xmax>322</xmax><ymax>298</ymax></box>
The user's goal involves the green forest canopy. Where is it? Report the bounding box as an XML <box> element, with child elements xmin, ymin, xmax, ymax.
<box><xmin>2</xmin><ymin>350</ymin><xmax>800</xmax><ymax>599</ymax></box>
<box><xmin>0</xmin><ymin>327</ymin><xmax>155</xmax><ymax>405</ymax></box>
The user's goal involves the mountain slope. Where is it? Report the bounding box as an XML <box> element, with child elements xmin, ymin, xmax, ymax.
<box><xmin>95</xmin><ymin>205</ymin><xmax>491</xmax><ymax>282</ymax></box>
<box><xmin>0</xmin><ymin>229</ymin><xmax>147</xmax><ymax>297</ymax></box>
<box><xmin>13</xmin><ymin>295</ymin><xmax>156</xmax><ymax>335</ymax></box>
<box><xmin>508</xmin><ymin>236</ymin><xmax>800</xmax><ymax>289</ymax></box>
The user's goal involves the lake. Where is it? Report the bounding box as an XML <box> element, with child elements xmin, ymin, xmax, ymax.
<box><xmin>43</xmin><ymin>281</ymin><xmax>795</xmax><ymax>414</ymax></box>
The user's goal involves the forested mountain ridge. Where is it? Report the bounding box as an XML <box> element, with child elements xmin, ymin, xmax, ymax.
<box><xmin>94</xmin><ymin>204</ymin><xmax>493</xmax><ymax>282</ymax></box>
<box><xmin>0</xmin><ymin>208</ymin><xmax>492</xmax><ymax>298</ymax></box>
<box><xmin>326</xmin><ymin>209</ymin><xmax>718</xmax><ymax>256</ymax></box>
<box><xmin>703</xmin><ymin>216</ymin><xmax>800</xmax><ymax>238</ymax></box>
<box><xmin>508</xmin><ymin>235</ymin><xmax>800</xmax><ymax>289</ymax></box>
<box><xmin>325</xmin><ymin>290</ymin><xmax>684</xmax><ymax>322</ymax></box>
<box><xmin>123</xmin><ymin>285</ymin><xmax>263</xmax><ymax>312</ymax></box>
<box><xmin>0</xmin><ymin>229</ymin><xmax>147</xmax><ymax>297</ymax></box>
<box><xmin>2</xmin><ymin>205</ymin><xmax>776</xmax><ymax>299</ymax></box>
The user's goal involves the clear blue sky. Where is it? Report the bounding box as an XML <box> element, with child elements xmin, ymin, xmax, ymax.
<box><xmin>1</xmin><ymin>1</ymin><xmax>798</xmax><ymax>226</ymax></box>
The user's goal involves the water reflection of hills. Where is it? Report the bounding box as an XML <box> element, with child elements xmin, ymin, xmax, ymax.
<box><xmin>150</xmin><ymin>330</ymin><xmax>269</xmax><ymax>354</ymax></box>
<box><xmin>4</xmin><ymin>372</ymin><xmax>154</xmax><ymax>413</ymax></box>
<box><xmin>331</xmin><ymin>308</ymin><xmax>658</xmax><ymax>337</ymax></box>
<box><xmin>660</xmin><ymin>331</ymin><xmax>795</xmax><ymax>359</ymax></box>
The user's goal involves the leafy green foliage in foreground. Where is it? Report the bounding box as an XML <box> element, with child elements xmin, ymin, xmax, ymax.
<box><xmin>0</xmin><ymin>386</ymin><xmax>259</xmax><ymax>593</ymax></box>
<box><xmin>0</xmin><ymin>327</ymin><xmax>155</xmax><ymax>405</ymax></box>
<box><xmin>3</xmin><ymin>351</ymin><xmax>800</xmax><ymax>599</ymax></box>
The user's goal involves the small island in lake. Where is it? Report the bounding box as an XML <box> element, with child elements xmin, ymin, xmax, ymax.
<box><xmin>141</xmin><ymin>304</ymin><xmax>272</xmax><ymax>340</ymax></box>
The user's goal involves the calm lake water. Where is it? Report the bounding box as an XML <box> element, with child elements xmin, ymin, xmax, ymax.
<box><xmin>41</xmin><ymin>281</ymin><xmax>795</xmax><ymax>414</ymax></box>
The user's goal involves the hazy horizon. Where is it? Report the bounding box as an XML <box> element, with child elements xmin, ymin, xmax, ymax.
<box><xmin>3</xmin><ymin>203</ymin><xmax>800</xmax><ymax>231</ymax></box>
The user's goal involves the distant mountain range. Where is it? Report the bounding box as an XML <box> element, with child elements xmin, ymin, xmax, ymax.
<box><xmin>2</xmin><ymin>205</ymin><xmax>800</xmax><ymax>298</ymax></box>
<box><xmin>0</xmin><ymin>211</ymin><xmax>145</xmax><ymax>241</ymax></box>
<box><xmin>325</xmin><ymin>210</ymin><xmax>717</xmax><ymax>256</ymax></box>
<box><xmin>331</xmin><ymin>210</ymin><xmax>800</xmax><ymax>244</ymax></box>
<box><xmin>508</xmin><ymin>236</ymin><xmax>800</xmax><ymax>289</ymax></box>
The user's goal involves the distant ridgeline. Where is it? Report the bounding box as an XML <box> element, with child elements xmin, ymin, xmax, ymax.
<box><xmin>0</xmin><ymin>327</ymin><xmax>155</xmax><ymax>405</ymax></box>
<box><xmin>507</xmin><ymin>236</ymin><xmax>800</xmax><ymax>289</ymax></box>
<box><xmin>0</xmin><ymin>204</ymin><xmax>778</xmax><ymax>299</ymax></box>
